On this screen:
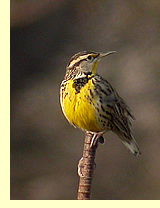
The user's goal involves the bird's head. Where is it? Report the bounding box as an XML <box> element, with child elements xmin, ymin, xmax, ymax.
<box><xmin>65</xmin><ymin>51</ymin><xmax>116</xmax><ymax>80</ymax></box>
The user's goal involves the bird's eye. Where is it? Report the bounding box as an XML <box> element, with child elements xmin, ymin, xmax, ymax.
<box><xmin>87</xmin><ymin>55</ymin><xmax>93</xmax><ymax>61</ymax></box>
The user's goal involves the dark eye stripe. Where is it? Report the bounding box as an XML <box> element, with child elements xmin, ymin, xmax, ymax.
<box><xmin>67</xmin><ymin>59</ymin><xmax>85</xmax><ymax>70</ymax></box>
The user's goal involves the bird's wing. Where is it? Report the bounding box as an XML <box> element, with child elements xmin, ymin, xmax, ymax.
<box><xmin>94</xmin><ymin>75</ymin><xmax>134</xmax><ymax>137</ymax></box>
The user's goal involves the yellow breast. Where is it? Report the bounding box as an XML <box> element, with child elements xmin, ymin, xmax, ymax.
<box><xmin>61</xmin><ymin>79</ymin><xmax>100</xmax><ymax>132</ymax></box>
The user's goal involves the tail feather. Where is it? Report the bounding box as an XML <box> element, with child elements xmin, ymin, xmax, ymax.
<box><xmin>122</xmin><ymin>138</ymin><xmax>141</xmax><ymax>156</ymax></box>
<box><xmin>114</xmin><ymin>129</ymin><xmax>141</xmax><ymax>156</ymax></box>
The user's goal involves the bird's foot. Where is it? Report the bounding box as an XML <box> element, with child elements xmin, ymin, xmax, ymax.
<box><xmin>90</xmin><ymin>134</ymin><xmax>105</xmax><ymax>147</ymax></box>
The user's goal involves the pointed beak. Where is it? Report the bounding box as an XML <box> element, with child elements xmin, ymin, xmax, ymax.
<box><xmin>98</xmin><ymin>51</ymin><xmax>116</xmax><ymax>59</ymax></box>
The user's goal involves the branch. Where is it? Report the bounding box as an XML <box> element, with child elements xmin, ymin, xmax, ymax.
<box><xmin>77</xmin><ymin>133</ymin><xmax>98</xmax><ymax>200</ymax></box>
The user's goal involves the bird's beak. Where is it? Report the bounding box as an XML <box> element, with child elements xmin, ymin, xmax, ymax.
<box><xmin>98</xmin><ymin>51</ymin><xmax>116</xmax><ymax>59</ymax></box>
<box><xmin>92</xmin><ymin>51</ymin><xmax>116</xmax><ymax>74</ymax></box>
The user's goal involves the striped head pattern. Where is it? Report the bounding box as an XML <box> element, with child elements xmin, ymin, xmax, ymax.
<box><xmin>64</xmin><ymin>51</ymin><xmax>116</xmax><ymax>81</ymax></box>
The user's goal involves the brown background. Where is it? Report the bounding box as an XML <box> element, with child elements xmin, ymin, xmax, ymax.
<box><xmin>11</xmin><ymin>0</ymin><xmax>160</xmax><ymax>199</ymax></box>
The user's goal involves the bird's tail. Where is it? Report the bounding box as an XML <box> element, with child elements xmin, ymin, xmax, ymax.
<box><xmin>115</xmin><ymin>131</ymin><xmax>141</xmax><ymax>156</ymax></box>
<box><xmin>122</xmin><ymin>137</ymin><xmax>141</xmax><ymax>156</ymax></box>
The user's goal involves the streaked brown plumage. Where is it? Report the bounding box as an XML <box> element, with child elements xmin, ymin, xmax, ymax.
<box><xmin>60</xmin><ymin>51</ymin><xmax>141</xmax><ymax>156</ymax></box>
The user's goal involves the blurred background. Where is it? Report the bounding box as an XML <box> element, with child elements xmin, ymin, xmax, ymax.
<box><xmin>11</xmin><ymin>0</ymin><xmax>160</xmax><ymax>200</ymax></box>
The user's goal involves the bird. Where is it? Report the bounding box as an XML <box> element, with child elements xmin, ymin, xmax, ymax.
<box><xmin>60</xmin><ymin>51</ymin><xmax>141</xmax><ymax>156</ymax></box>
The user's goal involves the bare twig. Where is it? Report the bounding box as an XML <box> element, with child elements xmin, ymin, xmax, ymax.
<box><xmin>77</xmin><ymin>133</ymin><xmax>98</xmax><ymax>200</ymax></box>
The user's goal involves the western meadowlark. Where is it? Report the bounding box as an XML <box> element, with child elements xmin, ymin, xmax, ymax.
<box><xmin>60</xmin><ymin>51</ymin><xmax>141</xmax><ymax>156</ymax></box>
